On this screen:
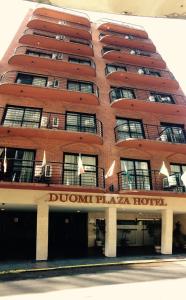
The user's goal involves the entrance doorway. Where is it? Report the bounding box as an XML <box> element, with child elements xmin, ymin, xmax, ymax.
<box><xmin>0</xmin><ymin>209</ymin><xmax>36</xmax><ymax>261</ymax></box>
<box><xmin>48</xmin><ymin>212</ymin><xmax>88</xmax><ymax>259</ymax></box>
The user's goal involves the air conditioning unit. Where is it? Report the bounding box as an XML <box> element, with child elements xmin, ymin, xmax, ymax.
<box><xmin>159</xmin><ymin>133</ymin><xmax>167</xmax><ymax>142</ymax></box>
<box><xmin>52</xmin><ymin>53</ymin><xmax>58</xmax><ymax>59</ymax></box>
<box><xmin>148</xmin><ymin>96</ymin><xmax>155</xmax><ymax>102</ymax></box>
<box><xmin>58</xmin><ymin>20</ymin><xmax>66</xmax><ymax>25</ymax></box>
<box><xmin>45</xmin><ymin>164</ymin><xmax>52</xmax><ymax>177</ymax></box>
<box><xmin>53</xmin><ymin>80</ymin><xmax>59</xmax><ymax>88</ymax></box>
<box><xmin>41</xmin><ymin>116</ymin><xmax>48</xmax><ymax>127</ymax></box>
<box><xmin>138</xmin><ymin>68</ymin><xmax>144</xmax><ymax>74</ymax></box>
<box><xmin>56</xmin><ymin>35</ymin><xmax>64</xmax><ymax>40</ymax></box>
<box><xmin>52</xmin><ymin>117</ymin><xmax>59</xmax><ymax>128</ymax></box>
<box><xmin>34</xmin><ymin>165</ymin><xmax>43</xmax><ymax>177</ymax></box>
<box><xmin>130</xmin><ymin>50</ymin><xmax>135</xmax><ymax>55</ymax></box>
<box><xmin>56</xmin><ymin>53</ymin><xmax>63</xmax><ymax>60</ymax></box>
<box><xmin>47</xmin><ymin>80</ymin><xmax>59</xmax><ymax>88</ymax></box>
<box><xmin>125</xmin><ymin>35</ymin><xmax>129</xmax><ymax>39</ymax></box>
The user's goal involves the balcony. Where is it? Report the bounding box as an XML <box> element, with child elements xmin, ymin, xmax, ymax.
<box><xmin>99</xmin><ymin>33</ymin><xmax>156</xmax><ymax>52</ymax></box>
<box><xmin>19</xmin><ymin>29</ymin><xmax>93</xmax><ymax>57</ymax></box>
<box><xmin>97</xmin><ymin>19</ymin><xmax>148</xmax><ymax>39</ymax></box>
<box><xmin>102</xmin><ymin>48</ymin><xmax>166</xmax><ymax>69</ymax></box>
<box><xmin>0</xmin><ymin>159</ymin><xmax>105</xmax><ymax>191</ymax></box>
<box><xmin>0</xmin><ymin>108</ymin><xmax>103</xmax><ymax>144</ymax></box>
<box><xmin>115</xmin><ymin>123</ymin><xmax>186</xmax><ymax>154</ymax></box>
<box><xmin>118</xmin><ymin>169</ymin><xmax>186</xmax><ymax>194</ymax></box>
<box><xmin>27</xmin><ymin>15</ymin><xmax>92</xmax><ymax>41</ymax></box>
<box><xmin>110</xmin><ymin>87</ymin><xmax>186</xmax><ymax>116</ymax></box>
<box><xmin>9</xmin><ymin>46</ymin><xmax>96</xmax><ymax>77</ymax></box>
<box><xmin>33</xmin><ymin>7</ymin><xmax>91</xmax><ymax>28</ymax></box>
<box><xmin>105</xmin><ymin>66</ymin><xmax>179</xmax><ymax>92</ymax></box>
<box><xmin>0</xmin><ymin>71</ymin><xmax>99</xmax><ymax>106</ymax></box>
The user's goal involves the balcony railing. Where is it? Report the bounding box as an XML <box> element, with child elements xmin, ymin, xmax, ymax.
<box><xmin>0</xmin><ymin>159</ymin><xmax>105</xmax><ymax>189</ymax></box>
<box><xmin>115</xmin><ymin>123</ymin><xmax>186</xmax><ymax>144</ymax></box>
<box><xmin>105</xmin><ymin>64</ymin><xmax>174</xmax><ymax>80</ymax></box>
<box><xmin>118</xmin><ymin>169</ymin><xmax>186</xmax><ymax>193</ymax></box>
<box><xmin>33</xmin><ymin>7</ymin><xmax>91</xmax><ymax>28</ymax></box>
<box><xmin>29</xmin><ymin>14</ymin><xmax>91</xmax><ymax>32</ymax></box>
<box><xmin>0</xmin><ymin>108</ymin><xmax>103</xmax><ymax>138</ymax></box>
<box><xmin>102</xmin><ymin>47</ymin><xmax>160</xmax><ymax>58</ymax></box>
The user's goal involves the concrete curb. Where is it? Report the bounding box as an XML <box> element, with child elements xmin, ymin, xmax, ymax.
<box><xmin>1</xmin><ymin>257</ymin><xmax>186</xmax><ymax>276</ymax></box>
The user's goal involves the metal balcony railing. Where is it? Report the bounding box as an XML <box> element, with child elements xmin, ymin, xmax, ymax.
<box><xmin>29</xmin><ymin>14</ymin><xmax>91</xmax><ymax>31</ymax></box>
<box><xmin>109</xmin><ymin>87</ymin><xmax>185</xmax><ymax>105</ymax></box>
<box><xmin>0</xmin><ymin>71</ymin><xmax>99</xmax><ymax>97</ymax></box>
<box><xmin>105</xmin><ymin>65</ymin><xmax>175</xmax><ymax>80</ymax></box>
<box><xmin>118</xmin><ymin>169</ymin><xmax>186</xmax><ymax>193</ymax></box>
<box><xmin>0</xmin><ymin>159</ymin><xmax>105</xmax><ymax>189</ymax></box>
<box><xmin>22</xmin><ymin>28</ymin><xmax>93</xmax><ymax>47</ymax></box>
<box><xmin>12</xmin><ymin>46</ymin><xmax>96</xmax><ymax>68</ymax></box>
<box><xmin>115</xmin><ymin>123</ymin><xmax>186</xmax><ymax>144</ymax></box>
<box><xmin>0</xmin><ymin>107</ymin><xmax>103</xmax><ymax>138</ymax></box>
<box><xmin>97</xmin><ymin>18</ymin><xmax>145</xmax><ymax>31</ymax></box>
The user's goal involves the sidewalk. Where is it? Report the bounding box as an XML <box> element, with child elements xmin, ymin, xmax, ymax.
<box><xmin>1</xmin><ymin>254</ymin><xmax>186</xmax><ymax>276</ymax></box>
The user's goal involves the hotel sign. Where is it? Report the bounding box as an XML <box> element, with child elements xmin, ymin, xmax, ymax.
<box><xmin>48</xmin><ymin>193</ymin><xmax>167</xmax><ymax>207</ymax></box>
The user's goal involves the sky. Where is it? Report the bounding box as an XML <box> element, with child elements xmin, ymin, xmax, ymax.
<box><xmin>0</xmin><ymin>0</ymin><xmax>186</xmax><ymax>94</ymax></box>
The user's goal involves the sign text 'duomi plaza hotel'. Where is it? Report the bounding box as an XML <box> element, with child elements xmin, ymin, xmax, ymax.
<box><xmin>0</xmin><ymin>4</ymin><xmax>186</xmax><ymax>261</ymax></box>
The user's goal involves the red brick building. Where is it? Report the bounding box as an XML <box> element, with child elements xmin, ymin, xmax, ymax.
<box><xmin>0</xmin><ymin>5</ymin><xmax>186</xmax><ymax>261</ymax></box>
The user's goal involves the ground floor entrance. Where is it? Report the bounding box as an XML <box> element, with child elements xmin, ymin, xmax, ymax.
<box><xmin>48</xmin><ymin>212</ymin><xmax>88</xmax><ymax>259</ymax></box>
<box><xmin>0</xmin><ymin>209</ymin><xmax>36</xmax><ymax>261</ymax></box>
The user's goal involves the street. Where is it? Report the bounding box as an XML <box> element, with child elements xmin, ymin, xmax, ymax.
<box><xmin>1</xmin><ymin>261</ymin><xmax>186</xmax><ymax>299</ymax></box>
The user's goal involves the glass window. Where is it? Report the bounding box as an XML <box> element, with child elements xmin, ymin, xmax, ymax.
<box><xmin>63</xmin><ymin>153</ymin><xmax>97</xmax><ymax>187</ymax></box>
<box><xmin>68</xmin><ymin>57</ymin><xmax>91</xmax><ymax>66</ymax></box>
<box><xmin>140</xmin><ymin>68</ymin><xmax>161</xmax><ymax>77</ymax></box>
<box><xmin>26</xmin><ymin>50</ymin><xmax>52</xmax><ymax>59</ymax></box>
<box><xmin>120</xmin><ymin>159</ymin><xmax>151</xmax><ymax>190</ymax></box>
<box><xmin>107</xmin><ymin>64</ymin><xmax>127</xmax><ymax>73</ymax></box>
<box><xmin>0</xmin><ymin>148</ymin><xmax>35</xmax><ymax>183</ymax></box>
<box><xmin>116</xmin><ymin>118</ymin><xmax>144</xmax><ymax>141</ymax></box>
<box><xmin>160</xmin><ymin>123</ymin><xmax>185</xmax><ymax>143</ymax></box>
<box><xmin>66</xmin><ymin>112</ymin><xmax>96</xmax><ymax>133</ymax></box>
<box><xmin>67</xmin><ymin>80</ymin><xmax>93</xmax><ymax>94</ymax></box>
<box><xmin>111</xmin><ymin>87</ymin><xmax>135</xmax><ymax>100</ymax></box>
<box><xmin>16</xmin><ymin>73</ymin><xmax>47</xmax><ymax>86</ymax></box>
<box><xmin>3</xmin><ymin>106</ymin><xmax>41</xmax><ymax>128</ymax></box>
<box><xmin>150</xmin><ymin>93</ymin><xmax>174</xmax><ymax>104</ymax></box>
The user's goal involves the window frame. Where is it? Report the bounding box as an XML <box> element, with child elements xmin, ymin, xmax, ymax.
<box><xmin>67</xmin><ymin>79</ymin><xmax>94</xmax><ymax>94</ymax></box>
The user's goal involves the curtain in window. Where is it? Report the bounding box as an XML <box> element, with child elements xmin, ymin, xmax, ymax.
<box><xmin>32</xmin><ymin>76</ymin><xmax>47</xmax><ymax>87</ymax></box>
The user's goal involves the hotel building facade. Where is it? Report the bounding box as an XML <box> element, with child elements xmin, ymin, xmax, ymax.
<box><xmin>0</xmin><ymin>5</ymin><xmax>186</xmax><ymax>261</ymax></box>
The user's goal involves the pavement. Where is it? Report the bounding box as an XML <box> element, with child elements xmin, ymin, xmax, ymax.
<box><xmin>1</xmin><ymin>253</ymin><xmax>186</xmax><ymax>277</ymax></box>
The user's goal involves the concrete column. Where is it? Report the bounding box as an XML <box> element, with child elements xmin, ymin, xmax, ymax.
<box><xmin>36</xmin><ymin>202</ymin><xmax>49</xmax><ymax>261</ymax></box>
<box><xmin>105</xmin><ymin>207</ymin><xmax>117</xmax><ymax>257</ymax></box>
<box><xmin>161</xmin><ymin>209</ymin><xmax>173</xmax><ymax>254</ymax></box>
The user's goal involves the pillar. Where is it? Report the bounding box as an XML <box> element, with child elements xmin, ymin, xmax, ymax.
<box><xmin>161</xmin><ymin>209</ymin><xmax>173</xmax><ymax>254</ymax></box>
<box><xmin>105</xmin><ymin>207</ymin><xmax>117</xmax><ymax>257</ymax></box>
<box><xmin>36</xmin><ymin>202</ymin><xmax>49</xmax><ymax>261</ymax></box>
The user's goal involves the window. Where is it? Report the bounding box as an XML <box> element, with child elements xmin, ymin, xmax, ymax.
<box><xmin>163</xmin><ymin>164</ymin><xmax>186</xmax><ymax>192</ymax></box>
<box><xmin>130</xmin><ymin>49</ymin><xmax>150</xmax><ymax>57</ymax></box>
<box><xmin>116</xmin><ymin>118</ymin><xmax>144</xmax><ymax>141</ymax></box>
<box><xmin>67</xmin><ymin>80</ymin><xmax>94</xmax><ymax>94</ymax></box>
<box><xmin>160</xmin><ymin>123</ymin><xmax>186</xmax><ymax>144</ymax></box>
<box><xmin>16</xmin><ymin>73</ymin><xmax>47</xmax><ymax>87</ymax></box>
<box><xmin>138</xmin><ymin>68</ymin><xmax>161</xmax><ymax>77</ymax></box>
<box><xmin>120</xmin><ymin>159</ymin><xmax>151</xmax><ymax>190</ymax></box>
<box><xmin>70</xmin><ymin>38</ymin><xmax>90</xmax><ymax>46</ymax></box>
<box><xmin>63</xmin><ymin>153</ymin><xmax>97</xmax><ymax>187</ymax></box>
<box><xmin>111</xmin><ymin>87</ymin><xmax>135</xmax><ymax>100</ymax></box>
<box><xmin>149</xmin><ymin>93</ymin><xmax>174</xmax><ymax>104</ymax></box>
<box><xmin>68</xmin><ymin>57</ymin><xmax>91</xmax><ymax>66</ymax></box>
<box><xmin>26</xmin><ymin>50</ymin><xmax>52</xmax><ymax>59</ymax></box>
<box><xmin>102</xmin><ymin>46</ymin><xmax>120</xmax><ymax>53</ymax></box>
<box><xmin>3</xmin><ymin>106</ymin><xmax>41</xmax><ymax>128</ymax></box>
<box><xmin>0</xmin><ymin>148</ymin><xmax>35</xmax><ymax>183</ymax></box>
<box><xmin>65</xmin><ymin>112</ymin><xmax>96</xmax><ymax>134</ymax></box>
<box><xmin>106</xmin><ymin>64</ymin><xmax>127</xmax><ymax>73</ymax></box>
